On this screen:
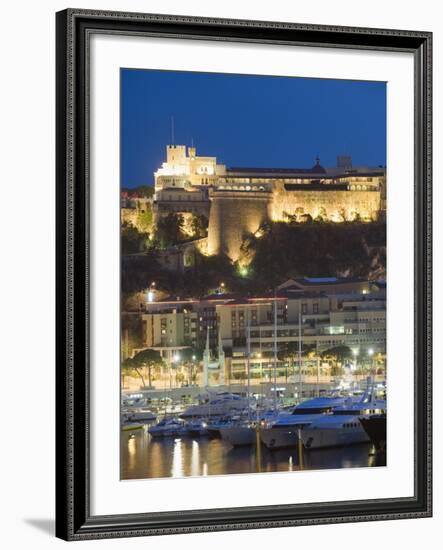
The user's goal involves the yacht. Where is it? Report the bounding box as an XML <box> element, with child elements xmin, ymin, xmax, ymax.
<box><xmin>300</xmin><ymin>397</ymin><xmax>386</xmax><ymax>449</ymax></box>
<box><xmin>218</xmin><ymin>405</ymin><xmax>281</xmax><ymax>446</ymax></box>
<box><xmin>148</xmin><ymin>417</ymin><xmax>184</xmax><ymax>438</ymax></box>
<box><xmin>359</xmin><ymin>413</ymin><xmax>387</xmax><ymax>452</ymax></box>
<box><xmin>260</xmin><ymin>396</ymin><xmax>354</xmax><ymax>449</ymax></box>
<box><xmin>206</xmin><ymin>417</ymin><xmax>233</xmax><ymax>438</ymax></box>
<box><xmin>121</xmin><ymin>421</ymin><xmax>144</xmax><ymax>432</ymax></box>
<box><xmin>219</xmin><ymin>420</ymin><xmax>257</xmax><ymax>446</ymax></box>
<box><xmin>181</xmin><ymin>419</ymin><xmax>210</xmax><ymax>437</ymax></box>
<box><xmin>180</xmin><ymin>392</ymin><xmax>252</xmax><ymax>419</ymax></box>
<box><xmin>122</xmin><ymin>394</ymin><xmax>150</xmax><ymax>409</ymax></box>
<box><xmin>127</xmin><ymin>409</ymin><xmax>157</xmax><ymax>422</ymax></box>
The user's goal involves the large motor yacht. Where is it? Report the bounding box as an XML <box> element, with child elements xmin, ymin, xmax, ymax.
<box><xmin>259</xmin><ymin>396</ymin><xmax>356</xmax><ymax>449</ymax></box>
<box><xmin>300</xmin><ymin>395</ymin><xmax>386</xmax><ymax>450</ymax></box>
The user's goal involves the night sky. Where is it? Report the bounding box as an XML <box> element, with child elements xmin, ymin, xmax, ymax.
<box><xmin>121</xmin><ymin>68</ymin><xmax>386</xmax><ymax>188</ymax></box>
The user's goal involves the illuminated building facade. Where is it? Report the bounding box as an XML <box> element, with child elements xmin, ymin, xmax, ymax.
<box><xmin>141</xmin><ymin>278</ymin><xmax>386</xmax><ymax>378</ymax></box>
<box><xmin>153</xmin><ymin>145</ymin><xmax>386</xmax><ymax>262</ymax></box>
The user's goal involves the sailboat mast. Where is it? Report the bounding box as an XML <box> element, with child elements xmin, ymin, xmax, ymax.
<box><xmin>298</xmin><ymin>304</ymin><xmax>303</xmax><ymax>401</ymax></box>
<box><xmin>273</xmin><ymin>292</ymin><xmax>278</xmax><ymax>412</ymax></box>
<box><xmin>247</xmin><ymin>307</ymin><xmax>251</xmax><ymax>421</ymax></box>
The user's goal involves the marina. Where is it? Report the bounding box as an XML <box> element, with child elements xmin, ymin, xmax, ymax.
<box><xmin>121</xmin><ymin>379</ymin><xmax>387</xmax><ymax>480</ymax></box>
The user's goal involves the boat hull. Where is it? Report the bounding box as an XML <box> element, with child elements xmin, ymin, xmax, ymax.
<box><xmin>359</xmin><ymin>415</ymin><xmax>387</xmax><ymax>451</ymax></box>
<box><xmin>260</xmin><ymin>426</ymin><xmax>299</xmax><ymax>449</ymax></box>
<box><xmin>128</xmin><ymin>412</ymin><xmax>156</xmax><ymax>422</ymax></box>
<box><xmin>301</xmin><ymin>426</ymin><xmax>369</xmax><ymax>449</ymax></box>
<box><xmin>219</xmin><ymin>425</ymin><xmax>256</xmax><ymax>446</ymax></box>
<box><xmin>148</xmin><ymin>428</ymin><xmax>182</xmax><ymax>438</ymax></box>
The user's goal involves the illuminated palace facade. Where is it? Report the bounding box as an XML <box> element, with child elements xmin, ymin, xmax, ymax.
<box><xmin>153</xmin><ymin>145</ymin><xmax>386</xmax><ymax>262</ymax></box>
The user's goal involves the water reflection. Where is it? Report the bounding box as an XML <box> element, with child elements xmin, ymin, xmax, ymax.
<box><xmin>171</xmin><ymin>438</ymin><xmax>183</xmax><ymax>477</ymax></box>
<box><xmin>191</xmin><ymin>440</ymin><xmax>199</xmax><ymax>477</ymax></box>
<box><xmin>121</xmin><ymin>426</ymin><xmax>385</xmax><ymax>480</ymax></box>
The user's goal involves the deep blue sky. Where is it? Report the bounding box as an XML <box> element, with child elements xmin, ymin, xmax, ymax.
<box><xmin>121</xmin><ymin>69</ymin><xmax>386</xmax><ymax>188</ymax></box>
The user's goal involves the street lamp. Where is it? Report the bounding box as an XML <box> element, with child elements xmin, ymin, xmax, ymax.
<box><xmin>147</xmin><ymin>281</ymin><xmax>156</xmax><ymax>303</ymax></box>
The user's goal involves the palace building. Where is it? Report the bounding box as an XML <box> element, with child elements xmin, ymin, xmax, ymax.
<box><xmin>153</xmin><ymin>145</ymin><xmax>386</xmax><ymax>262</ymax></box>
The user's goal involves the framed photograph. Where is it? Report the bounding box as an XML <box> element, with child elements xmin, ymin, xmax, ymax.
<box><xmin>56</xmin><ymin>9</ymin><xmax>432</xmax><ymax>540</ymax></box>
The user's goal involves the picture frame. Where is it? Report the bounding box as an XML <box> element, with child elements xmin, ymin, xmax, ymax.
<box><xmin>55</xmin><ymin>8</ymin><xmax>432</xmax><ymax>541</ymax></box>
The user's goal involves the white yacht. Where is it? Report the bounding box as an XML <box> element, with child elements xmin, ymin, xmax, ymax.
<box><xmin>219</xmin><ymin>420</ymin><xmax>257</xmax><ymax>446</ymax></box>
<box><xmin>180</xmin><ymin>392</ymin><xmax>252</xmax><ymax>419</ymax></box>
<box><xmin>127</xmin><ymin>409</ymin><xmax>157</xmax><ymax>422</ymax></box>
<box><xmin>121</xmin><ymin>393</ymin><xmax>150</xmax><ymax>409</ymax></box>
<box><xmin>260</xmin><ymin>396</ymin><xmax>355</xmax><ymax>449</ymax></box>
<box><xmin>300</xmin><ymin>397</ymin><xmax>386</xmax><ymax>450</ymax></box>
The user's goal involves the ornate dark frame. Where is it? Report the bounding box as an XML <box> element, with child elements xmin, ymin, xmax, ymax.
<box><xmin>55</xmin><ymin>8</ymin><xmax>432</xmax><ymax>541</ymax></box>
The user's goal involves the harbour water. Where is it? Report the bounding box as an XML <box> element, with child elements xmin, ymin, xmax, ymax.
<box><xmin>121</xmin><ymin>424</ymin><xmax>386</xmax><ymax>480</ymax></box>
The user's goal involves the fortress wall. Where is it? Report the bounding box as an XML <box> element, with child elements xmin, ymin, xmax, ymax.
<box><xmin>121</xmin><ymin>208</ymin><xmax>138</xmax><ymax>226</ymax></box>
<box><xmin>153</xmin><ymin>200</ymin><xmax>210</xmax><ymax>226</ymax></box>
<box><xmin>207</xmin><ymin>191</ymin><xmax>272</xmax><ymax>261</ymax></box>
<box><xmin>271</xmin><ymin>186</ymin><xmax>381</xmax><ymax>222</ymax></box>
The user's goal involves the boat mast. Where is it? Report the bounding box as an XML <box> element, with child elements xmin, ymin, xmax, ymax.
<box><xmin>273</xmin><ymin>291</ymin><xmax>278</xmax><ymax>412</ymax></box>
<box><xmin>203</xmin><ymin>326</ymin><xmax>210</xmax><ymax>387</ymax></box>
<box><xmin>298</xmin><ymin>303</ymin><xmax>303</xmax><ymax>402</ymax></box>
<box><xmin>247</xmin><ymin>306</ymin><xmax>251</xmax><ymax>422</ymax></box>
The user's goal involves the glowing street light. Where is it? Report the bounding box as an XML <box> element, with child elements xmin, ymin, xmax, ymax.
<box><xmin>239</xmin><ymin>265</ymin><xmax>249</xmax><ymax>277</ymax></box>
<box><xmin>147</xmin><ymin>281</ymin><xmax>157</xmax><ymax>303</ymax></box>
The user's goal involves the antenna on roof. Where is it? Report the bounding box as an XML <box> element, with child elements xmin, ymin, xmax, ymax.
<box><xmin>171</xmin><ymin>115</ymin><xmax>175</xmax><ymax>145</ymax></box>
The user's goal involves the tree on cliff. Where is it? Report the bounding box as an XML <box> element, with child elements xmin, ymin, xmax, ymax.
<box><xmin>244</xmin><ymin>220</ymin><xmax>386</xmax><ymax>291</ymax></box>
<box><xmin>121</xmin><ymin>222</ymin><xmax>149</xmax><ymax>254</ymax></box>
<box><xmin>190</xmin><ymin>214</ymin><xmax>208</xmax><ymax>239</ymax></box>
<box><xmin>155</xmin><ymin>213</ymin><xmax>185</xmax><ymax>247</ymax></box>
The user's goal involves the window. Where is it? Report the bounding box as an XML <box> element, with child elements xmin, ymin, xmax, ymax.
<box><xmin>313</xmin><ymin>303</ymin><xmax>319</xmax><ymax>314</ymax></box>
